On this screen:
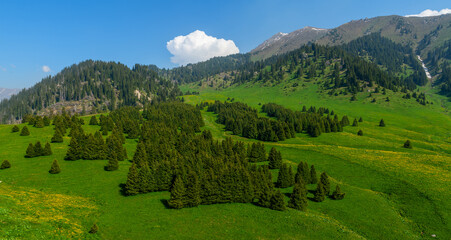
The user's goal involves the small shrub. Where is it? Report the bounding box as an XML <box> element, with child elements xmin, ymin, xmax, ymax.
<box><xmin>0</xmin><ymin>160</ymin><xmax>11</xmax><ymax>169</ymax></box>
<box><xmin>89</xmin><ymin>223</ymin><xmax>98</xmax><ymax>234</ymax></box>
<box><xmin>403</xmin><ymin>140</ymin><xmax>412</xmax><ymax>149</ymax></box>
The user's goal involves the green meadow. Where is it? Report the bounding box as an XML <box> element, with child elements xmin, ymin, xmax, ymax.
<box><xmin>1</xmin><ymin>81</ymin><xmax>450</xmax><ymax>239</ymax></box>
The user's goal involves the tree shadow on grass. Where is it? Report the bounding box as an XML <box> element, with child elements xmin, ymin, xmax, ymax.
<box><xmin>160</xmin><ymin>199</ymin><xmax>171</xmax><ymax>209</ymax></box>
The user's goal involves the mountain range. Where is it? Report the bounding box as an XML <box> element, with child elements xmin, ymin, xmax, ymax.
<box><xmin>0</xmin><ymin>13</ymin><xmax>450</xmax><ymax>123</ymax></box>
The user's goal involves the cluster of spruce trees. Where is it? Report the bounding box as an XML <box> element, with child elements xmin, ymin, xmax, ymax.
<box><xmin>206</xmin><ymin>101</ymin><xmax>295</xmax><ymax>142</ymax></box>
<box><xmin>262</xmin><ymin>103</ymin><xmax>351</xmax><ymax>137</ymax></box>
<box><xmin>25</xmin><ymin>141</ymin><xmax>52</xmax><ymax>158</ymax></box>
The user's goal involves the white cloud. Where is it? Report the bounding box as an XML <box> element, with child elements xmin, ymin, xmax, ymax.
<box><xmin>42</xmin><ymin>65</ymin><xmax>51</xmax><ymax>73</ymax></box>
<box><xmin>167</xmin><ymin>30</ymin><xmax>239</xmax><ymax>66</ymax></box>
<box><xmin>405</xmin><ymin>8</ymin><xmax>451</xmax><ymax>17</ymax></box>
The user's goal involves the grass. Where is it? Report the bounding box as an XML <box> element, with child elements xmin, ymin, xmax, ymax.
<box><xmin>0</xmin><ymin>79</ymin><xmax>450</xmax><ymax>239</ymax></box>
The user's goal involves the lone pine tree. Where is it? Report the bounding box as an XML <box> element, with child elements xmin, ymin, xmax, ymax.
<box><xmin>12</xmin><ymin>125</ymin><xmax>19</xmax><ymax>132</ymax></box>
<box><xmin>89</xmin><ymin>223</ymin><xmax>98</xmax><ymax>234</ymax></box>
<box><xmin>379</xmin><ymin>119</ymin><xmax>386</xmax><ymax>127</ymax></box>
<box><xmin>331</xmin><ymin>185</ymin><xmax>346</xmax><ymax>200</ymax></box>
<box><xmin>49</xmin><ymin>159</ymin><xmax>61</xmax><ymax>174</ymax></box>
<box><xmin>0</xmin><ymin>160</ymin><xmax>11</xmax><ymax>169</ymax></box>
<box><xmin>20</xmin><ymin>126</ymin><xmax>30</xmax><ymax>136</ymax></box>
<box><xmin>357</xmin><ymin>129</ymin><xmax>363</xmax><ymax>136</ymax></box>
<box><xmin>352</xmin><ymin>118</ymin><xmax>358</xmax><ymax>127</ymax></box>
<box><xmin>404</xmin><ymin>140</ymin><xmax>412</xmax><ymax>149</ymax></box>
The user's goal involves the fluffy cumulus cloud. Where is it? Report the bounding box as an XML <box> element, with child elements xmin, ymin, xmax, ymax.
<box><xmin>405</xmin><ymin>8</ymin><xmax>451</xmax><ymax>17</ymax></box>
<box><xmin>167</xmin><ymin>30</ymin><xmax>239</xmax><ymax>66</ymax></box>
<box><xmin>42</xmin><ymin>65</ymin><xmax>51</xmax><ymax>73</ymax></box>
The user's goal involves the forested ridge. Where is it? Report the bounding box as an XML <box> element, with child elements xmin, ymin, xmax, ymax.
<box><xmin>0</xmin><ymin>60</ymin><xmax>181</xmax><ymax>123</ymax></box>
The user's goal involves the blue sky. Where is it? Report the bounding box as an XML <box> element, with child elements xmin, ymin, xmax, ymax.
<box><xmin>0</xmin><ymin>0</ymin><xmax>449</xmax><ymax>88</ymax></box>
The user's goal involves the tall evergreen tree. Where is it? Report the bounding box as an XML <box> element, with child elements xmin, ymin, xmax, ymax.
<box><xmin>331</xmin><ymin>185</ymin><xmax>345</xmax><ymax>200</ymax></box>
<box><xmin>310</xmin><ymin>165</ymin><xmax>318</xmax><ymax>184</ymax></box>
<box><xmin>352</xmin><ymin>118</ymin><xmax>358</xmax><ymax>127</ymax></box>
<box><xmin>49</xmin><ymin>159</ymin><xmax>61</xmax><ymax>174</ymax></box>
<box><xmin>320</xmin><ymin>172</ymin><xmax>330</xmax><ymax>195</ymax></box>
<box><xmin>33</xmin><ymin>141</ymin><xmax>44</xmax><ymax>157</ymax></box>
<box><xmin>270</xmin><ymin>189</ymin><xmax>286</xmax><ymax>211</ymax></box>
<box><xmin>168</xmin><ymin>176</ymin><xmax>185</xmax><ymax>209</ymax></box>
<box><xmin>0</xmin><ymin>160</ymin><xmax>11</xmax><ymax>169</ymax></box>
<box><xmin>288</xmin><ymin>180</ymin><xmax>308</xmax><ymax>211</ymax></box>
<box><xmin>20</xmin><ymin>126</ymin><xmax>30</xmax><ymax>136</ymax></box>
<box><xmin>133</xmin><ymin>142</ymin><xmax>148</xmax><ymax>168</ymax></box>
<box><xmin>12</xmin><ymin>125</ymin><xmax>19</xmax><ymax>132</ymax></box>
<box><xmin>51</xmin><ymin>129</ymin><xmax>64</xmax><ymax>143</ymax></box>
<box><xmin>89</xmin><ymin>116</ymin><xmax>98</xmax><ymax>125</ymax></box>
<box><xmin>268</xmin><ymin>147</ymin><xmax>282</xmax><ymax>169</ymax></box>
<box><xmin>104</xmin><ymin>150</ymin><xmax>119</xmax><ymax>171</ymax></box>
<box><xmin>357</xmin><ymin>129</ymin><xmax>363</xmax><ymax>136</ymax></box>
<box><xmin>137</xmin><ymin>162</ymin><xmax>152</xmax><ymax>193</ymax></box>
<box><xmin>404</xmin><ymin>140</ymin><xmax>412</xmax><ymax>149</ymax></box>
<box><xmin>35</xmin><ymin>117</ymin><xmax>44</xmax><ymax>128</ymax></box>
<box><xmin>379</xmin><ymin>119</ymin><xmax>386</xmax><ymax>127</ymax></box>
<box><xmin>276</xmin><ymin>163</ymin><xmax>294</xmax><ymax>188</ymax></box>
<box><xmin>184</xmin><ymin>171</ymin><xmax>201</xmax><ymax>207</ymax></box>
<box><xmin>43</xmin><ymin>143</ymin><xmax>52</xmax><ymax>156</ymax></box>
<box><xmin>314</xmin><ymin>182</ymin><xmax>326</xmax><ymax>202</ymax></box>
<box><xmin>65</xmin><ymin>137</ymin><xmax>82</xmax><ymax>160</ymax></box>
<box><xmin>125</xmin><ymin>162</ymin><xmax>140</xmax><ymax>196</ymax></box>
<box><xmin>25</xmin><ymin>143</ymin><xmax>35</xmax><ymax>158</ymax></box>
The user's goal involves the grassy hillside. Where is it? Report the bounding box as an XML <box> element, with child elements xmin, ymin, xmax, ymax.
<box><xmin>1</xmin><ymin>79</ymin><xmax>450</xmax><ymax>239</ymax></box>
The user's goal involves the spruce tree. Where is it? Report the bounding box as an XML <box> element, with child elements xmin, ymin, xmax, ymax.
<box><xmin>25</xmin><ymin>143</ymin><xmax>35</xmax><ymax>158</ymax></box>
<box><xmin>379</xmin><ymin>119</ymin><xmax>385</xmax><ymax>127</ymax></box>
<box><xmin>276</xmin><ymin>163</ymin><xmax>294</xmax><ymax>188</ymax></box>
<box><xmin>35</xmin><ymin>117</ymin><xmax>44</xmax><ymax>128</ymax></box>
<box><xmin>43</xmin><ymin>143</ymin><xmax>52</xmax><ymax>156</ymax></box>
<box><xmin>268</xmin><ymin>147</ymin><xmax>282</xmax><ymax>169</ymax></box>
<box><xmin>270</xmin><ymin>189</ymin><xmax>286</xmax><ymax>211</ymax></box>
<box><xmin>168</xmin><ymin>176</ymin><xmax>185</xmax><ymax>209</ymax></box>
<box><xmin>133</xmin><ymin>142</ymin><xmax>148</xmax><ymax>168</ymax></box>
<box><xmin>403</xmin><ymin>140</ymin><xmax>412</xmax><ymax>149</ymax></box>
<box><xmin>320</xmin><ymin>172</ymin><xmax>330</xmax><ymax>195</ymax></box>
<box><xmin>34</xmin><ymin>141</ymin><xmax>44</xmax><ymax>156</ymax></box>
<box><xmin>0</xmin><ymin>160</ymin><xmax>11</xmax><ymax>169</ymax></box>
<box><xmin>125</xmin><ymin>163</ymin><xmax>139</xmax><ymax>195</ymax></box>
<box><xmin>314</xmin><ymin>182</ymin><xmax>326</xmax><ymax>202</ymax></box>
<box><xmin>51</xmin><ymin>129</ymin><xmax>64</xmax><ymax>143</ymax></box>
<box><xmin>184</xmin><ymin>171</ymin><xmax>201</xmax><ymax>207</ymax></box>
<box><xmin>331</xmin><ymin>185</ymin><xmax>345</xmax><ymax>200</ymax></box>
<box><xmin>310</xmin><ymin>165</ymin><xmax>318</xmax><ymax>184</ymax></box>
<box><xmin>89</xmin><ymin>223</ymin><xmax>98</xmax><ymax>234</ymax></box>
<box><xmin>358</xmin><ymin>117</ymin><xmax>363</xmax><ymax>122</ymax></box>
<box><xmin>288</xmin><ymin>180</ymin><xmax>308</xmax><ymax>211</ymax></box>
<box><xmin>352</xmin><ymin>118</ymin><xmax>358</xmax><ymax>127</ymax></box>
<box><xmin>20</xmin><ymin>126</ymin><xmax>30</xmax><ymax>136</ymax></box>
<box><xmin>137</xmin><ymin>162</ymin><xmax>151</xmax><ymax>193</ymax></box>
<box><xmin>357</xmin><ymin>129</ymin><xmax>363</xmax><ymax>136</ymax></box>
<box><xmin>104</xmin><ymin>151</ymin><xmax>119</xmax><ymax>171</ymax></box>
<box><xmin>49</xmin><ymin>159</ymin><xmax>61</xmax><ymax>174</ymax></box>
<box><xmin>12</xmin><ymin>125</ymin><xmax>19</xmax><ymax>132</ymax></box>
<box><xmin>65</xmin><ymin>137</ymin><xmax>82</xmax><ymax>160</ymax></box>
<box><xmin>89</xmin><ymin>116</ymin><xmax>98</xmax><ymax>125</ymax></box>
<box><xmin>43</xmin><ymin>116</ymin><xmax>51</xmax><ymax>126</ymax></box>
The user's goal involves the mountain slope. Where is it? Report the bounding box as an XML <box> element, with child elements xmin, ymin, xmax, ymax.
<box><xmin>251</xmin><ymin>26</ymin><xmax>329</xmax><ymax>60</ymax></box>
<box><xmin>0</xmin><ymin>60</ymin><xmax>181</xmax><ymax>123</ymax></box>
